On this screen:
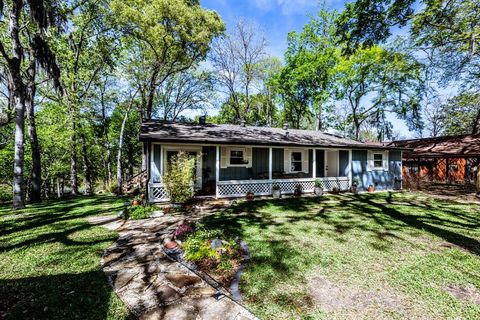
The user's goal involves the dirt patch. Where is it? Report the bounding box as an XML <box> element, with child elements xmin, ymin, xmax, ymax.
<box><xmin>307</xmin><ymin>276</ymin><xmax>402</xmax><ymax>313</ymax></box>
<box><xmin>444</xmin><ymin>284</ymin><xmax>480</xmax><ymax>305</ymax></box>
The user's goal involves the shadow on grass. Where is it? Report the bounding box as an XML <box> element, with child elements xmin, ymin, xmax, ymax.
<box><xmin>0</xmin><ymin>195</ymin><xmax>128</xmax><ymax>251</ymax></box>
<box><xmin>0</xmin><ymin>271</ymin><xmax>132</xmax><ymax>320</ymax></box>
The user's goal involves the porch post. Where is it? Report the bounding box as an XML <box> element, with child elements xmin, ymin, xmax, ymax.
<box><xmin>215</xmin><ymin>145</ymin><xmax>220</xmax><ymax>198</ymax></box>
<box><xmin>348</xmin><ymin>149</ymin><xmax>352</xmax><ymax>187</ymax></box>
<box><xmin>268</xmin><ymin>147</ymin><xmax>273</xmax><ymax>180</ymax></box>
<box><xmin>312</xmin><ymin>149</ymin><xmax>316</xmax><ymax>178</ymax></box>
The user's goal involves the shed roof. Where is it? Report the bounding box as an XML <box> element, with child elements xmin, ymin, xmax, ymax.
<box><xmin>140</xmin><ymin>121</ymin><xmax>402</xmax><ymax>150</ymax></box>
<box><xmin>388</xmin><ymin>134</ymin><xmax>480</xmax><ymax>158</ymax></box>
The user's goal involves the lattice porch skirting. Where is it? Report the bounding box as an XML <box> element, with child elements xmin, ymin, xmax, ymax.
<box><xmin>149</xmin><ymin>177</ymin><xmax>350</xmax><ymax>202</ymax></box>
<box><xmin>217</xmin><ymin>177</ymin><xmax>350</xmax><ymax>198</ymax></box>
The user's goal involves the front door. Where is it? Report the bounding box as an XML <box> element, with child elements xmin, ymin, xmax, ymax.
<box><xmin>326</xmin><ymin>150</ymin><xmax>339</xmax><ymax>177</ymax></box>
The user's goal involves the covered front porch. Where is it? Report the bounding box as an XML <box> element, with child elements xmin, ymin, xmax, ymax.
<box><xmin>148</xmin><ymin>143</ymin><xmax>352</xmax><ymax>202</ymax></box>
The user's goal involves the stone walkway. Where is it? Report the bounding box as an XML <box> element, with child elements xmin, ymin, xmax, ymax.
<box><xmin>88</xmin><ymin>212</ymin><xmax>257</xmax><ymax>320</ymax></box>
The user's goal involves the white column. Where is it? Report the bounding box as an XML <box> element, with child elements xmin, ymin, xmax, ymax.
<box><xmin>268</xmin><ymin>147</ymin><xmax>273</xmax><ymax>180</ymax></box>
<box><xmin>312</xmin><ymin>149</ymin><xmax>316</xmax><ymax>179</ymax></box>
<box><xmin>215</xmin><ymin>145</ymin><xmax>220</xmax><ymax>198</ymax></box>
<box><xmin>159</xmin><ymin>144</ymin><xmax>163</xmax><ymax>178</ymax></box>
<box><xmin>348</xmin><ymin>149</ymin><xmax>353</xmax><ymax>187</ymax></box>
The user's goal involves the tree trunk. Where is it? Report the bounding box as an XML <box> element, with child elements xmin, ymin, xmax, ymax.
<box><xmin>80</xmin><ymin>133</ymin><xmax>93</xmax><ymax>195</ymax></box>
<box><xmin>26</xmin><ymin>61</ymin><xmax>41</xmax><ymax>203</ymax></box>
<box><xmin>117</xmin><ymin>108</ymin><xmax>131</xmax><ymax>195</ymax></box>
<box><xmin>69</xmin><ymin>108</ymin><xmax>79</xmax><ymax>195</ymax></box>
<box><xmin>12</xmin><ymin>88</ymin><xmax>26</xmax><ymax>209</ymax></box>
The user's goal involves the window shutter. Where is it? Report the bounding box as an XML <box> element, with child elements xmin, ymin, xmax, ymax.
<box><xmin>246</xmin><ymin>147</ymin><xmax>253</xmax><ymax>168</ymax></box>
<box><xmin>284</xmin><ymin>149</ymin><xmax>291</xmax><ymax>173</ymax></box>
<box><xmin>383</xmin><ymin>151</ymin><xmax>389</xmax><ymax>171</ymax></box>
<box><xmin>221</xmin><ymin>147</ymin><xmax>228</xmax><ymax>168</ymax></box>
<box><xmin>367</xmin><ymin>150</ymin><xmax>373</xmax><ymax>171</ymax></box>
<box><xmin>302</xmin><ymin>149</ymin><xmax>309</xmax><ymax>173</ymax></box>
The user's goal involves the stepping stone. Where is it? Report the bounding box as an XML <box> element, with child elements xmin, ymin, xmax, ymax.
<box><xmin>155</xmin><ymin>284</ymin><xmax>182</xmax><ymax>305</ymax></box>
<box><xmin>114</xmin><ymin>270</ymin><xmax>138</xmax><ymax>290</ymax></box>
<box><xmin>165</xmin><ymin>274</ymin><xmax>202</xmax><ymax>288</ymax></box>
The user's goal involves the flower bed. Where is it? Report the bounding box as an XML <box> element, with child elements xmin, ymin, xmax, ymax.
<box><xmin>175</xmin><ymin>222</ymin><xmax>245</xmax><ymax>288</ymax></box>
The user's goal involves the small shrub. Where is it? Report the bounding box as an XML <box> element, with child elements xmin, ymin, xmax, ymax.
<box><xmin>0</xmin><ymin>184</ymin><xmax>10</xmax><ymax>202</ymax></box>
<box><xmin>126</xmin><ymin>205</ymin><xmax>153</xmax><ymax>220</ymax></box>
<box><xmin>108</xmin><ymin>180</ymin><xmax>119</xmax><ymax>194</ymax></box>
<box><xmin>183</xmin><ymin>234</ymin><xmax>219</xmax><ymax>261</ymax></box>
<box><xmin>163</xmin><ymin>151</ymin><xmax>197</xmax><ymax>203</ymax></box>
<box><xmin>314</xmin><ymin>179</ymin><xmax>324</xmax><ymax>188</ymax></box>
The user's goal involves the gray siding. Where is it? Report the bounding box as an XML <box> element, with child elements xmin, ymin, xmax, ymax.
<box><xmin>202</xmin><ymin>146</ymin><xmax>216</xmax><ymax>187</ymax></box>
<box><xmin>315</xmin><ymin>150</ymin><xmax>325</xmax><ymax>177</ymax></box>
<box><xmin>220</xmin><ymin>147</ymin><xmax>269</xmax><ymax>180</ymax></box>
<box><xmin>352</xmin><ymin>150</ymin><xmax>402</xmax><ymax>190</ymax></box>
<box><xmin>272</xmin><ymin>148</ymin><xmax>284</xmax><ymax>173</ymax></box>
<box><xmin>339</xmin><ymin>150</ymin><xmax>349</xmax><ymax>177</ymax></box>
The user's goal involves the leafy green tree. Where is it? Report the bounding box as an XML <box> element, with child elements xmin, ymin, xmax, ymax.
<box><xmin>333</xmin><ymin>45</ymin><xmax>424</xmax><ymax>140</ymax></box>
<box><xmin>277</xmin><ymin>7</ymin><xmax>340</xmax><ymax>130</ymax></box>
<box><xmin>336</xmin><ymin>0</ymin><xmax>415</xmax><ymax>53</ymax></box>
<box><xmin>0</xmin><ymin>0</ymin><xmax>63</xmax><ymax>208</ymax></box>
<box><xmin>439</xmin><ymin>92</ymin><xmax>480</xmax><ymax>135</ymax></box>
<box><xmin>111</xmin><ymin>0</ymin><xmax>224</xmax><ymax>120</ymax></box>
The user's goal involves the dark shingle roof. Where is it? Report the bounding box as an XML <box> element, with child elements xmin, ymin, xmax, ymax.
<box><xmin>140</xmin><ymin>121</ymin><xmax>401</xmax><ymax>149</ymax></box>
<box><xmin>388</xmin><ymin>134</ymin><xmax>480</xmax><ymax>158</ymax></box>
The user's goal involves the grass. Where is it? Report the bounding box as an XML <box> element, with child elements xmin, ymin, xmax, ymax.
<box><xmin>0</xmin><ymin>195</ymin><xmax>131</xmax><ymax>320</ymax></box>
<box><xmin>200</xmin><ymin>191</ymin><xmax>480</xmax><ymax>319</ymax></box>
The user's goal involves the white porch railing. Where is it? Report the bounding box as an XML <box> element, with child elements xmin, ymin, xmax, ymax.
<box><xmin>149</xmin><ymin>177</ymin><xmax>350</xmax><ymax>202</ymax></box>
<box><xmin>217</xmin><ymin>177</ymin><xmax>350</xmax><ymax>198</ymax></box>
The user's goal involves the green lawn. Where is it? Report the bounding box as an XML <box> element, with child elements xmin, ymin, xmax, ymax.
<box><xmin>201</xmin><ymin>192</ymin><xmax>480</xmax><ymax>319</ymax></box>
<box><xmin>0</xmin><ymin>196</ymin><xmax>131</xmax><ymax>320</ymax></box>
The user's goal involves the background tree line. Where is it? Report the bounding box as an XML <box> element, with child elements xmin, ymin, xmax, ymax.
<box><xmin>0</xmin><ymin>0</ymin><xmax>478</xmax><ymax>208</ymax></box>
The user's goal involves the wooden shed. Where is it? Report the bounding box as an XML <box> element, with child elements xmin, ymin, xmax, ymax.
<box><xmin>389</xmin><ymin>135</ymin><xmax>480</xmax><ymax>191</ymax></box>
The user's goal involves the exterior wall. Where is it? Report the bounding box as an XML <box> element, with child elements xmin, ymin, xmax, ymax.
<box><xmin>339</xmin><ymin>150</ymin><xmax>349</xmax><ymax>177</ymax></box>
<box><xmin>272</xmin><ymin>148</ymin><xmax>284</xmax><ymax>173</ymax></box>
<box><xmin>202</xmin><ymin>146</ymin><xmax>216</xmax><ymax>187</ymax></box>
<box><xmin>352</xmin><ymin>150</ymin><xmax>402</xmax><ymax>191</ymax></box>
<box><xmin>220</xmin><ymin>147</ymin><xmax>269</xmax><ymax>180</ymax></box>
<box><xmin>316</xmin><ymin>150</ymin><xmax>325</xmax><ymax>177</ymax></box>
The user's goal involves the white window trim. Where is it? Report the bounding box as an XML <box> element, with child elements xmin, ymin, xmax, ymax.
<box><xmin>290</xmin><ymin>151</ymin><xmax>303</xmax><ymax>173</ymax></box>
<box><xmin>373</xmin><ymin>153</ymin><xmax>384</xmax><ymax>169</ymax></box>
<box><xmin>228</xmin><ymin>147</ymin><xmax>247</xmax><ymax>167</ymax></box>
<box><xmin>367</xmin><ymin>150</ymin><xmax>389</xmax><ymax>171</ymax></box>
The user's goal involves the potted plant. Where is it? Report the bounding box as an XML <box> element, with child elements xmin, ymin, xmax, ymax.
<box><xmin>293</xmin><ymin>184</ymin><xmax>302</xmax><ymax>197</ymax></box>
<box><xmin>367</xmin><ymin>184</ymin><xmax>375</xmax><ymax>192</ymax></box>
<box><xmin>331</xmin><ymin>187</ymin><xmax>340</xmax><ymax>194</ymax></box>
<box><xmin>351</xmin><ymin>180</ymin><xmax>358</xmax><ymax>194</ymax></box>
<box><xmin>314</xmin><ymin>179</ymin><xmax>324</xmax><ymax>196</ymax></box>
<box><xmin>132</xmin><ymin>199</ymin><xmax>141</xmax><ymax>206</ymax></box>
<box><xmin>272</xmin><ymin>185</ymin><xmax>281</xmax><ymax>198</ymax></box>
<box><xmin>246</xmin><ymin>191</ymin><xmax>254</xmax><ymax>201</ymax></box>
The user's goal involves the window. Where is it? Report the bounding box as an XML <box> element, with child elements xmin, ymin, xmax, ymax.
<box><xmin>373</xmin><ymin>153</ymin><xmax>383</xmax><ymax>168</ymax></box>
<box><xmin>291</xmin><ymin>151</ymin><xmax>302</xmax><ymax>172</ymax></box>
<box><xmin>229</xmin><ymin>149</ymin><xmax>245</xmax><ymax>165</ymax></box>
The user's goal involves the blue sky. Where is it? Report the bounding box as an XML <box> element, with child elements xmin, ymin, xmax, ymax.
<box><xmin>202</xmin><ymin>0</ymin><xmax>414</xmax><ymax>138</ymax></box>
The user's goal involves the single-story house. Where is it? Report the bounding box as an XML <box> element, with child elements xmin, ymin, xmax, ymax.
<box><xmin>140</xmin><ymin>120</ymin><xmax>404</xmax><ymax>202</ymax></box>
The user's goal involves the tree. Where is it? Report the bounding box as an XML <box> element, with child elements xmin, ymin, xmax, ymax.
<box><xmin>210</xmin><ymin>19</ymin><xmax>267</xmax><ymax>124</ymax></box>
<box><xmin>336</xmin><ymin>0</ymin><xmax>415</xmax><ymax>53</ymax></box>
<box><xmin>423</xmin><ymin>97</ymin><xmax>445</xmax><ymax>137</ymax></box>
<box><xmin>111</xmin><ymin>0</ymin><xmax>224</xmax><ymax>120</ymax></box>
<box><xmin>439</xmin><ymin>92</ymin><xmax>480</xmax><ymax>135</ymax></box>
<box><xmin>277</xmin><ymin>7</ymin><xmax>340</xmax><ymax>130</ymax></box>
<box><xmin>0</xmin><ymin>0</ymin><xmax>63</xmax><ymax>208</ymax></box>
<box><xmin>333</xmin><ymin>45</ymin><xmax>424</xmax><ymax>140</ymax></box>
<box><xmin>156</xmin><ymin>69</ymin><xmax>214</xmax><ymax>121</ymax></box>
